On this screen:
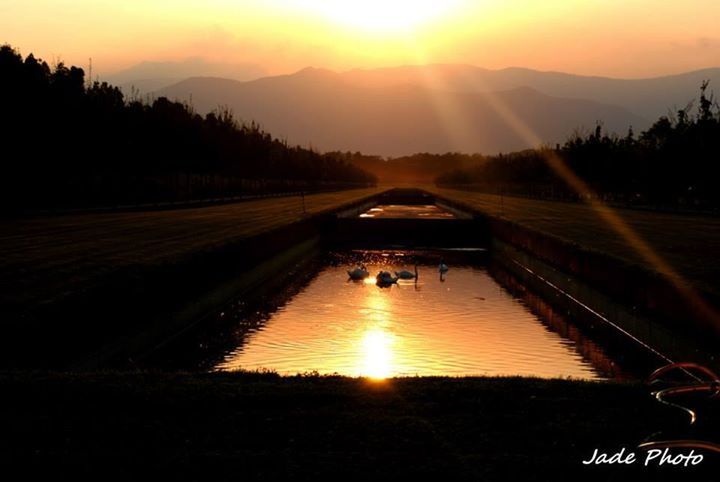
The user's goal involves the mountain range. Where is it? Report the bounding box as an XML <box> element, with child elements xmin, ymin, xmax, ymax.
<box><xmin>106</xmin><ymin>58</ymin><xmax>267</xmax><ymax>96</ymax></box>
<box><xmin>153</xmin><ymin>65</ymin><xmax>720</xmax><ymax>156</ymax></box>
<box><xmin>336</xmin><ymin>65</ymin><xmax>720</xmax><ymax>120</ymax></box>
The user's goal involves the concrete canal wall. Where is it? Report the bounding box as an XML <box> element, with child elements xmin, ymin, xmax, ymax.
<box><xmin>434</xmin><ymin>190</ymin><xmax>720</xmax><ymax>365</ymax></box>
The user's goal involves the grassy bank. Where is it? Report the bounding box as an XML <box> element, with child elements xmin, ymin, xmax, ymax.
<box><xmin>0</xmin><ymin>188</ymin><xmax>381</xmax><ymax>315</ymax></box>
<box><xmin>0</xmin><ymin>188</ymin><xmax>383</xmax><ymax>368</ymax></box>
<box><xmin>1</xmin><ymin>372</ymin><xmax>715</xmax><ymax>481</ymax></box>
<box><xmin>430</xmin><ymin>188</ymin><xmax>720</xmax><ymax>296</ymax></box>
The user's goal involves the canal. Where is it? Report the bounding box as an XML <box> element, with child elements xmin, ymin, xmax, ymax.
<box><xmin>146</xmin><ymin>194</ymin><xmax>661</xmax><ymax>379</ymax></box>
<box><xmin>211</xmin><ymin>249</ymin><xmax>628</xmax><ymax>379</ymax></box>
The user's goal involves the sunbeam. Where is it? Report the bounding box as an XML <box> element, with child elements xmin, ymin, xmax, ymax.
<box><xmin>466</xmin><ymin>88</ymin><xmax>720</xmax><ymax>328</ymax></box>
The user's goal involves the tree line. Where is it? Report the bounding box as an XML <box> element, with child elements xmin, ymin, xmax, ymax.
<box><xmin>328</xmin><ymin>151</ymin><xmax>482</xmax><ymax>183</ymax></box>
<box><xmin>436</xmin><ymin>82</ymin><xmax>720</xmax><ymax>209</ymax></box>
<box><xmin>0</xmin><ymin>45</ymin><xmax>376</xmax><ymax>210</ymax></box>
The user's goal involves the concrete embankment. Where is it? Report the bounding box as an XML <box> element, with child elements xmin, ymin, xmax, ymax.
<box><xmin>434</xmin><ymin>191</ymin><xmax>720</xmax><ymax>367</ymax></box>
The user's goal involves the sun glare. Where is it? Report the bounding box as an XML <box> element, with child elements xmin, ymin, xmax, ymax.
<box><xmin>361</xmin><ymin>329</ymin><xmax>394</xmax><ymax>379</ymax></box>
<box><xmin>298</xmin><ymin>0</ymin><xmax>460</xmax><ymax>32</ymax></box>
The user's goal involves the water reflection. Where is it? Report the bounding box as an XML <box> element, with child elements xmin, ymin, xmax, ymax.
<box><xmin>491</xmin><ymin>265</ymin><xmax>634</xmax><ymax>380</ymax></box>
<box><xmin>361</xmin><ymin>329</ymin><xmax>394</xmax><ymax>379</ymax></box>
<box><xmin>214</xmin><ymin>251</ymin><xmax>622</xmax><ymax>379</ymax></box>
<box><xmin>359</xmin><ymin>204</ymin><xmax>455</xmax><ymax>219</ymax></box>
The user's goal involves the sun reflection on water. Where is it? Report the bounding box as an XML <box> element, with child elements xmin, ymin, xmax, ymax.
<box><xmin>357</xmin><ymin>287</ymin><xmax>394</xmax><ymax>379</ymax></box>
<box><xmin>215</xmin><ymin>256</ymin><xmax>613</xmax><ymax>380</ymax></box>
<box><xmin>361</xmin><ymin>329</ymin><xmax>394</xmax><ymax>379</ymax></box>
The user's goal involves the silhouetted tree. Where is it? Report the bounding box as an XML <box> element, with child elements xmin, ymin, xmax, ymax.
<box><xmin>436</xmin><ymin>82</ymin><xmax>720</xmax><ymax>209</ymax></box>
<box><xmin>0</xmin><ymin>44</ymin><xmax>376</xmax><ymax>210</ymax></box>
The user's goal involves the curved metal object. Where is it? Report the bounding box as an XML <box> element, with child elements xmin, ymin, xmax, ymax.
<box><xmin>652</xmin><ymin>384</ymin><xmax>720</xmax><ymax>424</ymax></box>
<box><xmin>638</xmin><ymin>439</ymin><xmax>720</xmax><ymax>453</ymax></box>
<box><xmin>647</xmin><ymin>363</ymin><xmax>720</xmax><ymax>424</ymax></box>
<box><xmin>638</xmin><ymin>362</ymin><xmax>720</xmax><ymax>453</ymax></box>
<box><xmin>647</xmin><ymin>362</ymin><xmax>719</xmax><ymax>385</ymax></box>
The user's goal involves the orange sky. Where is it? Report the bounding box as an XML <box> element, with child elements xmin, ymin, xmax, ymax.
<box><xmin>1</xmin><ymin>0</ymin><xmax>719</xmax><ymax>78</ymax></box>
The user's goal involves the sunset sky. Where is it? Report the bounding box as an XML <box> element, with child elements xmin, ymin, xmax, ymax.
<box><xmin>1</xmin><ymin>0</ymin><xmax>719</xmax><ymax>78</ymax></box>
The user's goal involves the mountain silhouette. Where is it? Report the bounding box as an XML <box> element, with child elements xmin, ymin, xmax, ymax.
<box><xmin>338</xmin><ymin>64</ymin><xmax>720</xmax><ymax>120</ymax></box>
<box><xmin>158</xmin><ymin>67</ymin><xmax>649</xmax><ymax>156</ymax></box>
<box><xmin>107</xmin><ymin>58</ymin><xmax>267</xmax><ymax>95</ymax></box>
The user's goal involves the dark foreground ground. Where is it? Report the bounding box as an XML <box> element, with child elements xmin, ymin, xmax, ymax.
<box><xmin>1</xmin><ymin>372</ymin><xmax>717</xmax><ymax>481</ymax></box>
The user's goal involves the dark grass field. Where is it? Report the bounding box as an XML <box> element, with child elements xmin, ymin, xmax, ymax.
<box><xmin>432</xmin><ymin>188</ymin><xmax>720</xmax><ymax>295</ymax></box>
<box><xmin>0</xmin><ymin>188</ymin><xmax>380</xmax><ymax>318</ymax></box>
<box><xmin>0</xmin><ymin>372</ymin><xmax>717</xmax><ymax>481</ymax></box>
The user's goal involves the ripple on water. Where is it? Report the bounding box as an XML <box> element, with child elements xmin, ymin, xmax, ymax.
<box><xmin>215</xmin><ymin>256</ymin><xmax>622</xmax><ymax>379</ymax></box>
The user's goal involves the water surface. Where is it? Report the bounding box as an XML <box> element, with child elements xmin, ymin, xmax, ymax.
<box><xmin>215</xmin><ymin>252</ymin><xmax>623</xmax><ymax>379</ymax></box>
<box><xmin>359</xmin><ymin>204</ymin><xmax>455</xmax><ymax>219</ymax></box>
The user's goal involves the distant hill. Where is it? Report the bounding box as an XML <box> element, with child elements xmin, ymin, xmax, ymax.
<box><xmin>106</xmin><ymin>58</ymin><xmax>267</xmax><ymax>96</ymax></box>
<box><xmin>158</xmin><ymin>68</ymin><xmax>647</xmax><ymax>156</ymax></box>
<box><xmin>339</xmin><ymin>65</ymin><xmax>720</xmax><ymax>120</ymax></box>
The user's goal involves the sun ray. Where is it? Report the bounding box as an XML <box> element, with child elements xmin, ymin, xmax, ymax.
<box><xmin>460</xmin><ymin>85</ymin><xmax>720</xmax><ymax>328</ymax></box>
<box><xmin>401</xmin><ymin>39</ymin><xmax>480</xmax><ymax>153</ymax></box>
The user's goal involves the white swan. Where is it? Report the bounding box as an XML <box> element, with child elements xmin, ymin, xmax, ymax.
<box><xmin>438</xmin><ymin>260</ymin><xmax>449</xmax><ymax>274</ymax></box>
<box><xmin>395</xmin><ymin>265</ymin><xmax>418</xmax><ymax>280</ymax></box>
<box><xmin>347</xmin><ymin>265</ymin><xmax>369</xmax><ymax>280</ymax></box>
<box><xmin>376</xmin><ymin>271</ymin><xmax>399</xmax><ymax>285</ymax></box>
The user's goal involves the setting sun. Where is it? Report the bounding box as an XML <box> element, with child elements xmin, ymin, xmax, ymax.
<box><xmin>296</xmin><ymin>0</ymin><xmax>461</xmax><ymax>32</ymax></box>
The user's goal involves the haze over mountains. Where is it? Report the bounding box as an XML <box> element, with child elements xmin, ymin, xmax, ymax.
<box><xmin>338</xmin><ymin>65</ymin><xmax>720</xmax><ymax>120</ymax></box>
<box><xmin>106</xmin><ymin>59</ymin><xmax>267</xmax><ymax>96</ymax></box>
<box><xmin>154</xmin><ymin>65</ymin><xmax>720</xmax><ymax>156</ymax></box>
